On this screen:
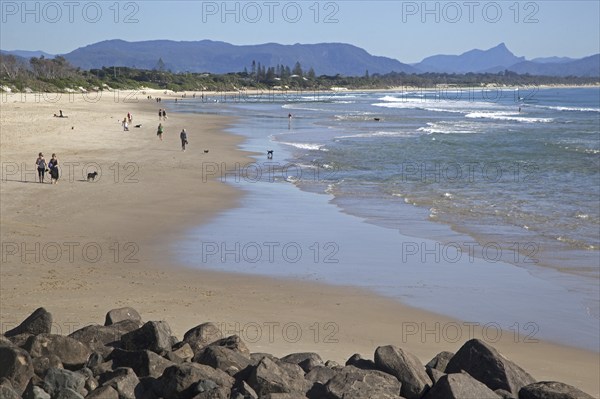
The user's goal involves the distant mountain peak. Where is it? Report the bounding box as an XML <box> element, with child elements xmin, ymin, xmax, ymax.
<box><xmin>60</xmin><ymin>39</ymin><xmax>416</xmax><ymax>76</ymax></box>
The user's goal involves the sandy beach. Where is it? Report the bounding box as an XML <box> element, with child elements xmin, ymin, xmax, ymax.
<box><xmin>1</xmin><ymin>90</ymin><xmax>598</xmax><ymax>396</ymax></box>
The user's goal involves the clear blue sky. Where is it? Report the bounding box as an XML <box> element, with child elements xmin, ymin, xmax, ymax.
<box><xmin>1</xmin><ymin>0</ymin><xmax>598</xmax><ymax>63</ymax></box>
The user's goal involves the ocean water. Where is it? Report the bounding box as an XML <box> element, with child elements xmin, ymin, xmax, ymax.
<box><xmin>174</xmin><ymin>87</ymin><xmax>600</xmax><ymax>350</ymax></box>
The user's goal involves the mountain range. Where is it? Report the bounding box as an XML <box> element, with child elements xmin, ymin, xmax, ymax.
<box><xmin>1</xmin><ymin>40</ymin><xmax>598</xmax><ymax>78</ymax></box>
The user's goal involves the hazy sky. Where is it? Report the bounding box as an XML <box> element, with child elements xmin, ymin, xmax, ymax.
<box><xmin>1</xmin><ymin>0</ymin><xmax>599</xmax><ymax>63</ymax></box>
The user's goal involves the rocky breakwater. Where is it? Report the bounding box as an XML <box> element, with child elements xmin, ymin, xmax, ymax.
<box><xmin>0</xmin><ymin>307</ymin><xmax>595</xmax><ymax>399</ymax></box>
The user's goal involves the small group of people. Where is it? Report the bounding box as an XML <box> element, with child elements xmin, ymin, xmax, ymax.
<box><xmin>155</xmin><ymin>97</ymin><xmax>163</xmax><ymax>103</ymax></box>
<box><xmin>35</xmin><ymin>152</ymin><xmax>59</xmax><ymax>184</ymax></box>
<box><xmin>156</xmin><ymin>123</ymin><xmax>188</xmax><ymax>151</ymax></box>
<box><xmin>158</xmin><ymin>109</ymin><xmax>167</xmax><ymax>121</ymax></box>
<box><xmin>121</xmin><ymin>112</ymin><xmax>134</xmax><ymax>131</ymax></box>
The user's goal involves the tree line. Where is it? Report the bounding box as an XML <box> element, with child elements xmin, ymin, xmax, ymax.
<box><xmin>0</xmin><ymin>54</ymin><xmax>597</xmax><ymax>93</ymax></box>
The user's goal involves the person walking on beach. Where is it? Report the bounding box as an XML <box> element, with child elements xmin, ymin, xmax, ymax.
<box><xmin>122</xmin><ymin>118</ymin><xmax>129</xmax><ymax>131</ymax></box>
<box><xmin>127</xmin><ymin>112</ymin><xmax>132</xmax><ymax>124</ymax></box>
<box><xmin>158</xmin><ymin>109</ymin><xmax>162</xmax><ymax>120</ymax></box>
<box><xmin>157</xmin><ymin>123</ymin><xmax>164</xmax><ymax>141</ymax></box>
<box><xmin>36</xmin><ymin>152</ymin><xmax>46</xmax><ymax>183</ymax></box>
<box><xmin>180</xmin><ymin>129</ymin><xmax>188</xmax><ymax>151</ymax></box>
<box><xmin>48</xmin><ymin>153</ymin><xmax>59</xmax><ymax>184</ymax></box>
<box><xmin>162</xmin><ymin>109</ymin><xmax>167</xmax><ymax>120</ymax></box>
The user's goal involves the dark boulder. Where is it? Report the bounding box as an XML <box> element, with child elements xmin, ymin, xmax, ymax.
<box><xmin>32</xmin><ymin>354</ymin><xmax>63</xmax><ymax>377</ymax></box>
<box><xmin>425</xmin><ymin>351</ymin><xmax>454</xmax><ymax>373</ymax></box>
<box><xmin>5</xmin><ymin>308</ymin><xmax>53</xmax><ymax>337</ymax></box>
<box><xmin>281</xmin><ymin>353</ymin><xmax>323</xmax><ymax>373</ymax></box>
<box><xmin>153</xmin><ymin>363</ymin><xmax>234</xmax><ymax>399</ymax></box>
<box><xmin>425</xmin><ymin>366</ymin><xmax>445</xmax><ymax>385</ymax></box>
<box><xmin>230</xmin><ymin>381</ymin><xmax>259</xmax><ymax>399</ymax></box>
<box><xmin>374</xmin><ymin>345</ymin><xmax>431</xmax><ymax>399</ymax></box>
<box><xmin>23</xmin><ymin>382</ymin><xmax>52</xmax><ymax>399</ymax></box>
<box><xmin>324</xmin><ymin>365</ymin><xmax>402</xmax><ymax>399</ymax></box>
<box><xmin>247</xmin><ymin>357</ymin><xmax>308</xmax><ymax>396</ymax></box>
<box><xmin>120</xmin><ymin>321</ymin><xmax>174</xmax><ymax>355</ymax></box>
<box><xmin>43</xmin><ymin>367</ymin><xmax>87</xmax><ymax>398</ymax></box>
<box><xmin>519</xmin><ymin>381</ymin><xmax>595</xmax><ymax>399</ymax></box>
<box><xmin>54</xmin><ymin>388</ymin><xmax>85</xmax><ymax>398</ymax></box>
<box><xmin>109</xmin><ymin>348</ymin><xmax>174</xmax><ymax>378</ymax></box>
<box><xmin>0</xmin><ymin>345</ymin><xmax>35</xmax><ymax>394</ymax></box>
<box><xmin>209</xmin><ymin>335</ymin><xmax>250</xmax><ymax>356</ymax></box>
<box><xmin>193</xmin><ymin>345</ymin><xmax>252</xmax><ymax>376</ymax></box>
<box><xmin>182</xmin><ymin>323</ymin><xmax>223</xmax><ymax>354</ymax></box>
<box><xmin>445</xmin><ymin>339</ymin><xmax>536</xmax><ymax>395</ymax></box>
<box><xmin>104</xmin><ymin>307</ymin><xmax>142</xmax><ymax>326</ymax></box>
<box><xmin>69</xmin><ymin>320</ymin><xmax>141</xmax><ymax>355</ymax></box>
<box><xmin>85</xmin><ymin>385</ymin><xmax>120</xmax><ymax>399</ymax></box>
<box><xmin>0</xmin><ymin>384</ymin><xmax>21</xmax><ymax>399</ymax></box>
<box><xmin>25</xmin><ymin>334</ymin><xmax>91</xmax><ymax>369</ymax></box>
<box><xmin>98</xmin><ymin>367</ymin><xmax>142</xmax><ymax>399</ymax></box>
<box><xmin>422</xmin><ymin>372</ymin><xmax>501</xmax><ymax>399</ymax></box>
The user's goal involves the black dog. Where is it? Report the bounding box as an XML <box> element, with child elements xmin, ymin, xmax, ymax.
<box><xmin>267</xmin><ymin>150</ymin><xmax>273</xmax><ymax>159</ymax></box>
<box><xmin>87</xmin><ymin>171</ymin><xmax>98</xmax><ymax>182</ymax></box>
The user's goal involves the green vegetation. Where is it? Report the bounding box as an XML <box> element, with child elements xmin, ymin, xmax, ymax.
<box><xmin>1</xmin><ymin>55</ymin><xmax>597</xmax><ymax>93</ymax></box>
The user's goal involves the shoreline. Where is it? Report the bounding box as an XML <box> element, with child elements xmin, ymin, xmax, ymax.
<box><xmin>1</xmin><ymin>90</ymin><xmax>598</xmax><ymax>396</ymax></box>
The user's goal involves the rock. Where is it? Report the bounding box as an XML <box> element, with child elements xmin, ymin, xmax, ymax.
<box><xmin>374</xmin><ymin>345</ymin><xmax>432</xmax><ymax>399</ymax></box>
<box><xmin>0</xmin><ymin>345</ymin><xmax>35</xmax><ymax>394</ymax></box>
<box><xmin>280</xmin><ymin>353</ymin><xmax>323</xmax><ymax>373</ymax></box>
<box><xmin>519</xmin><ymin>381</ymin><xmax>595</xmax><ymax>399</ymax></box>
<box><xmin>55</xmin><ymin>387</ymin><xmax>85</xmax><ymax>399</ymax></box>
<box><xmin>422</xmin><ymin>372</ymin><xmax>500</xmax><ymax>399</ymax></box>
<box><xmin>23</xmin><ymin>383</ymin><xmax>52</xmax><ymax>399</ymax></box>
<box><xmin>425</xmin><ymin>366</ymin><xmax>445</xmax><ymax>385</ymax></box>
<box><xmin>304</xmin><ymin>366</ymin><xmax>337</xmax><ymax>399</ymax></box>
<box><xmin>25</xmin><ymin>334</ymin><xmax>92</xmax><ymax>370</ymax></box>
<box><xmin>85</xmin><ymin>376</ymin><xmax>99</xmax><ymax>392</ymax></box>
<box><xmin>248</xmin><ymin>357</ymin><xmax>309</xmax><ymax>396</ymax></box>
<box><xmin>445</xmin><ymin>339</ymin><xmax>536</xmax><ymax>394</ymax></box>
<box><xmin>5</xmin><ymin>308</ymin><xmax>53</xmax><ymax>337</ymax></box>
<box><xmin>104</xmin><ymin>307</ymin><xmax>142</xmax><ymax>326</ymax></box>
<box><xmin>209</xmin><ymin>335</ymin><xmax>250</xmax><ymax>356</ymax></box>
<box><xmin>182</xmin><ymin>323</ymin><xmax>223</xmax><ymax>354</ymax></box>
<box><xmin>0</xmin><ymin>384</ymin><xmax>21</xmax><ymax>399</ymax></box>
<box><xmin>69</xmin><ymin>320</ymin><xmax>141</xmax><ymax>355</ymax></box>
<box><xmin>7</xmin><ymin>333</ymin><xmax>34</xmax><ymax>348</ymax></box>
<box><xmin>0</xmin><ymin>335</ymin><xmax>15</xmax><ymax>347</ymax></box>
<box><xmin>121</xmin><ymin>321</ymin><xmax>174</xmax><ymax>355</ymax></box>
<box><xmin>43</xmin><ymin>367</ymin><xmax>87</xmax><ymax>398</ymax></box>
<box><xmin>345</xmin><ymin>354</ymin><xmax>376</xmax><ymax>370</ymax></box>
<box><xmin>190</xmin><ymin>379</ymin><xmax>230</xmax><ymax>398</ymax></box>
<box><xmin>425</xmin><ymin>351</ymin><xmax>454</xmax><ymax>373</ymax></box>
<box><xmin>98</xmin><ymin>367</ymin><xmax>142</xmax><ymax>399</ymax></box>
<box><xmin>168</xmin><ymin>343</ymin><xmax>195</xmax><ymax>363</ymax></box>
<box><xmin>324</xmin><ymin>360</ymin><xmax>341</xmax><ymax>369</ymax></box>
<box><xmin>230</xmin><ymin>381</ymin><xmax>259</xmax><ymax>399</ymax></box>
<box><xmin>305</xmin><ymin>366</ymin><xmax>337</xmax><ymax>384</ymax></box>
<box><xmin>32</xmin><ymin>355</ymin><xmax>63</xmax><ymax>377</ymax></box>
<box><xmin>23</xmin><ymin>382</ymin><xmax>52</xmax><ymax>399</ymax></box>
<box><xmin>85</xmin><ymin>352</ymin><xmax>104</xmax><ymax>370</ymax></box>
<box><xmin>324</xmin><ymin>365</ymin><xmax>402</xmax><ymax>399</ymax></box>
<box><xmin>193</xmin><ymin>346</ymin><xmax>252</xmax><ymax>375</ymax></box>
<box><xmin>86</xmin><ymin>385</ymin><xmax>120</xmax><ymax>399</ymax></box>
<box><xmin>109</xmin><ymin>348</ymin><xmax>174</xmax><ymax>378</ymax></box>
<box><xmin>262</xmin><ymin>394</ymin><xmax>308</xmax><ymax>399</ymax></box>
<box><xmin>250</xmin><ymin>353</ymin><xmax>278</xmax><ymax>364</ymax></box>
<box><xmin>154</xmin><ymin>363</ymin><xmax>234</xmax><ymax>399</ymax></box>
